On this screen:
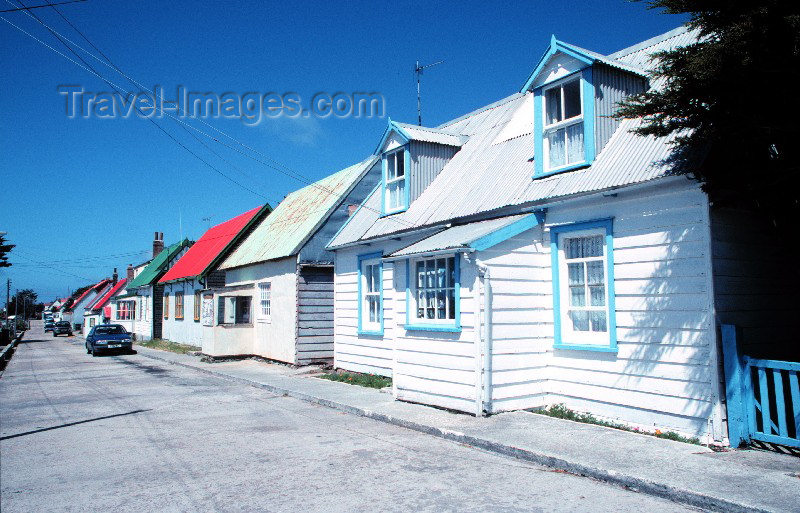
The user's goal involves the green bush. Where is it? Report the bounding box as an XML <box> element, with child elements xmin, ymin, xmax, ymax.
<box><xmin>319</xmin><ymin>371</ymin><xmax>391</xmax><ymax>389</ymax></box>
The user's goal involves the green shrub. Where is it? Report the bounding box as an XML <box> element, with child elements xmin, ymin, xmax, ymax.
<box><xmin>319</xmin><ymin>371</ymin><xmax>391</xmax><ymax>389</ymax></box>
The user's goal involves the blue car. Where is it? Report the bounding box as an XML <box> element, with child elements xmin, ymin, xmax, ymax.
<box><xmin>85</xmin><ymin>324</ymin><xmax>133</xmax><ymax>356</ymax></box>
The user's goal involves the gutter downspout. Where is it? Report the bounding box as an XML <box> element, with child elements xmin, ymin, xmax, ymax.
<box><xmin>469</xmin><ymin>252</ymin><xmax>492</xmax><ymax>417</ymax></box>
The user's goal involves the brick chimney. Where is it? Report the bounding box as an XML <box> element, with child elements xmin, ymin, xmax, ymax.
<box><xmin>126</xmin><ymin>264</ymin><xmax>134</xmax><ymax>282</ymax></box>
<box><xmin>153</xmin><ymin>231</ymin><xmax>164</xmax><ymax>258</ymax></box>
<box><xmin>112</xmin><ymin>267</ymin><xmax>118</xmax><ymax>285</ymax></box>
<box><xmin>348</xmin><ymin>204</ymin><xmax>359</xmax><ymax>216</ymax></box>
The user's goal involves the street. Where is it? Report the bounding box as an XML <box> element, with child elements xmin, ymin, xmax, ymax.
<box><xmin>1</xmin><ymin>323</ymin><xmax>699</xmax><ymax>513</ymax></box>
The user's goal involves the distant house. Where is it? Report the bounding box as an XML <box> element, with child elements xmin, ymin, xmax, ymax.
<box><xmin>324</xmin><ymin>27</ymin><xmax>799</xmax><ymax>445</ymax></box>
<box><xmin>110</xmin><ymin>261</ymin><xmax>150</xmax><ymax>335</ymax></box>
<box><xmin>124</xmin><ymin>234</ymin><xmax>192</xmax><ymax>341</ymax></box>
<box><xmin>83</xmin><ymin>274</ymin><xmax>127</xmax><ymax>334</ymax></box>
<box><xmin>205</xmin><ymin>157</ymin><xmax>380</xmax><ymax>364</ymax></box>
<box><xmin>157</xmin><ymin>204</ymin><xmax>271</xmax><ymax>347</ymax></box>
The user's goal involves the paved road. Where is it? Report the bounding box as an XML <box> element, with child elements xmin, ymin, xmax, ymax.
<box><xmin>1</xmin><ymin>323</ymin><xmax>700</xmax><ymax>512</ymax></box>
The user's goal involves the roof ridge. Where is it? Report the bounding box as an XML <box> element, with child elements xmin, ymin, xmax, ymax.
<box><xmin>437</xmin><ymin>93</ymin><xmax>524</xmax><ymax>129</ymax></box>
<box><xmin>608</xmin><ymin>25</ymin><xmax>690</xmax><ymax>59</ymax></box>
<box><xmin>394</xmin><ymin>121</ymin><xmax>464</xmax><ymax>136</ymax></box>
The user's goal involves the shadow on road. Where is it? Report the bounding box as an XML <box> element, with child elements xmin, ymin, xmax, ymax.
<box><xmin>0</xmin><ymin>409</ymin><xmax>151</xmax><ymax>440</ymax></box>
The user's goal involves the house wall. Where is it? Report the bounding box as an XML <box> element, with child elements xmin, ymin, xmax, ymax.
<box><xmin>206</xmin><ymin>257</ymin><xmax>298</xmax><ymax>363</ymax></box>
<box><xmin>409</xmin><ymin>141</ymin><xmax>460</xmax><ymax>204</ymax></box>
<box><xmin>69</xmin><ymin>292</ymin><xmax>98</xmax><ymax>329</ymax></box>
<box><xmin>334</xmin><ymin>238</ymin><xmax>415</xmax><ymax>377</ymax></box>
<box><xmin>593</xmin><ymin>63</ymin><xmax>647</xmax><ymax>156</ymax></box>
<box><xmin>333</xmin><ymin>234</ymin><xmax>481</xmax><ymax>413</ymax></box>
<box><xmin>131</xmin><ymin>288</ymin><xmax>153</xmax><ymax>341</ymax></box>
<box><xmin>296</xmin><ymin>266</ymin><xmax>334</xmax><ymax>365</ymax></box>
<box><xmin>162</xmin><ymin>280</ymin><xmax>205</xmax><ymax>347</ymax></box>
<box><xmin>710</xmin><ymin>207</ymin><xmax>800</xmax><ymax>360</ymax></box>
<box><xmin>298</xmin><ymin>160</ymin><xmax>382</xmax><ymax>264</ymax></box>
<box><xmin>475</xmin><ymin>178</ymin><xmax>722</xmax><ymax>438</ymax></box>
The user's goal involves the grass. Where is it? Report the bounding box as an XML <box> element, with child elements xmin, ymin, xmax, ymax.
<box><xmin>532</xmin><ymin>403</ymin><xmax>701</xmax><ymax>445</ymax></box>
<box><xmin>137</xmin><ymin>338</ymin><xmax>201</xmax><ymax>355</ymax></box>
<box><xmin>319</xmin><ymin>371</ymin><xmax>392</xmax><ymax>389</ymax></box>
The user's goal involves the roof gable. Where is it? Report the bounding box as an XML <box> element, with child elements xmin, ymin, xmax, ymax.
<box><xmin>158</xmin><ymin>204</ymin><xmax>271</xmax><ymax>283</ymax></box>
<box><xmin>521</xmin><ymin>35</ymin><xmax>647</xmax><ymax>92</ymax></box>
<box><xmin>126</xmin><ymin>239</ymin><xmax>192</xmax><ymax>290</ymax></box>
<box><xmin>87</xmin><ymin>279</ymin><xmax>127</xmax><ymax>311</ymax></box>
<box><xmin>220</xmin><ymin>157</ymin><xmax>376</xmax><ymax>269</ymax></box>
<box><xmin>375</xmin><ymin>120</ymin><xmax>467</xmax><ymax>154</ymax></box>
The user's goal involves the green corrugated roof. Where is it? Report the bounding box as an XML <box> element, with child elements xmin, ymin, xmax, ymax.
<box><xmin>126</xmin><ymin>239</ymin><xmax>191</xmax><ymax>290</ymax></box>
<box><xmin>220</xmin><ymin>157</ymin><xmax>376</xmax><ymax>269</ymax></box>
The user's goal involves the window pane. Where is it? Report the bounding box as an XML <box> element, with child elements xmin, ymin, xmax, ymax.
<box><xmin>437</xmin><ymin>290</ymin><xmax>445</xmax><ymax>319</ymax></box>
<box><xmin>569</xmin><ymin>286</ymin><xmax>586</xmax><ymax>307</ymax></box>
<box><xmin>416</xmin><ymin>262</ymin><xmax>425</xmax><ymax>288</ymax></box>
<box><xmin>547</xmin><ymin>128</ymin><xmax>566</xmax><ymax>169</ymax></box>
<box><xmin>545</xmin><ymin>87</ymin><xmax>561</xmax><ymax>125</ymax></box>
<box><xmin>417</xmin><ymin>291</ymin><xmax>425</xmax><ymax>318</ymax></box>
<box><xmin>426</xmin><ymin>291</ymin><xmax>435</xmax><ymax>319</ymax></box>
<box><xmin>396</xmin><ymin>150</ymin><xmax>404</xmax><ymax>177</ymax></box>
<box><xmin>586</xmin><ymin>260</ymin><xmax>604</xmax><ymax>284</ymax></box>
<box><xmin>567</xmin><ymin>263</ymin><xmax>584</xmax><ymax>285</ymax></box>
<box><xmin>436</xmin><ymin>259</ymin><xmax>446</xmax><ymax>288</ymax></box>
<box><xmin>426</xmin><ymin>261</ymin><xmax>435</xmax><ymax>288</ymax></box>
<box><xmin>372</xmin><ymin>264</ymin><xmax>381</xmax><ymax>292</ymax></box>
<box><xmin>569</xmin><ymin>310</ymin><xmax>589</xmax><ymax>331</ymax></box>
<box><xmin>368</xmin><ymin>297</ymin><xmax>378</xmax><ymax>323</ymax></box>
<box><xmin>590</xmin><ymin>311</ymin><xmax>607</xmax><ymax>332</ymax></box>
<box><xmin>448</xmin><ymin>289</ymin><xmax>456</xmax><ymax>319</ymax></box>
<box><xmin>566</xmin><ymin>122</ymin><xmax>584</xmax><ymax>164</ymax></box>
<box><xmin>566</xmin><ymin>236</ymin><xmax>603</xmax><ymax>259</ymax></box>
<box><xmin>590</xmin><ymin>285</ymin><xmax>606</xmax><ymax>306</ymax></box>
<box><xmin>563</xmin><ymin>79</ymin><xmax>581</xmax><ymax>119</ymax></box>
<box><xmin>448</xmin><ymin>257</ymin><xmax>456</xmax><ymax>287</ymax></box>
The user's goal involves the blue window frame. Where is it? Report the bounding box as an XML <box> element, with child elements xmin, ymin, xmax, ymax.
<box><xmin>405</xmin><ymin>255</ymin><xmax>461</xmax><ymax>333</ymax></box>
<box><xmin>357</xmin><ymin>252</ymin><xmax>383</xmax><ymax>336</ymax></box>
<box><xmin>550</xmin><ymin>218</ymin><xmax>617</xmax><ymax>352</ymax></box>
<box><xmin>381</xmin><ymin>146</ymin><xmax>410</xmax><ymax>215</ymax></box>
<box><xmin>533</xmin><ymin>68</ymin><xmax>595</xmax><ymax>178</ymax></box>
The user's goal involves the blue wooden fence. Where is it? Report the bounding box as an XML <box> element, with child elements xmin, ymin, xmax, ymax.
<box><xmin>721</xmin><ymin>324</ymin><xmax>800</xmax><ymax>448</ymax></box>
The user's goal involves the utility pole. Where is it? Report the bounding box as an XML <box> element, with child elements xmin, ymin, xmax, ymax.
<box><xmin>415</xmin><ymin>60</ymin><xmax>443</xmax><ymax>126</ymax></box>
<box><xmin>5</xmin><ymin>279</ymin><xmax>9</xmax><ymax>329</ymax></box>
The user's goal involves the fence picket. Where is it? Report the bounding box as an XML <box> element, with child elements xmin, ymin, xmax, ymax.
<box><xmin>790</xmin><ymin>372</ymin><xmax>800</xmax><ymax>438</ymax></box>
<box><xmin>758</xmin><ymin>367</ymin><xmax>770</xmax><ymax>435</ymax></box>
<box><xmin>773</xmin><ymin>369</ymin><xmax>788</xmax><ymax>438</ymax></box>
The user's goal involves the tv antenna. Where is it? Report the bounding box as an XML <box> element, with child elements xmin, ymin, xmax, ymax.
<box><xmin>415</xmin><ymin>60</ymin><xmax>443</xmax><ymax>126</ymax></box>
<box><xmin>202</xmin><ymin>216</ymin><xmax>213</xmax><ymax>231</ymax></box>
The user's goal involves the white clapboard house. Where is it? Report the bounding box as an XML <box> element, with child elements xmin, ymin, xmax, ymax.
<box><xmin>326</xmin><ymin>26</ymin><xmax>796</xmax><ymax>444</ymax></box>
<box><xmin>203</xmin><ymin>157</ymin><xmax>381</xmax><ymax>365</ymax></box>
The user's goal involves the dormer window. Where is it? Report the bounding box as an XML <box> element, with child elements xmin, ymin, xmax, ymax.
<box><xmin>383</xmin><ymin>147</ymin><xmax>408</xmax><ymax>214</ymax></box>
<box><xmin>543</xmin><ymin>78</ymin><xmax>584</xmax><ymax>171</ymax></box>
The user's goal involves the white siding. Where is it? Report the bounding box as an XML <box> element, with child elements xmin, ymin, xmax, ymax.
<box><xmin>161</xmin><ymin>281</ymin><xmax>205</xmax><ymax>347</ymax></box>
<box><xmin>476</xmin><ymin>178</ymin><xmax>722</xmax><ymax>438</ymax></box>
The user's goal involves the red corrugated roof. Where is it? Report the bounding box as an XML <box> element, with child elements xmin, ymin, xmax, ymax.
<box><xmin>87</xmin><ymin>279</ymin><xmax>127</xmax><ymax>311</ymax></box>
<box><xmin>159</xmin><ymin>206</ymin><xmax>265</xmax><ymax>283</ymax></box>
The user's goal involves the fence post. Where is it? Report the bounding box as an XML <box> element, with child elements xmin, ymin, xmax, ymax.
<box><xmin>721</xmin><ymin>324</ymin><xmax>749</xmax><ymax>447</ymax></box>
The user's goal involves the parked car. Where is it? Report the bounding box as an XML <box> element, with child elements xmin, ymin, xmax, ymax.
<box><xmin>52</xmin><ymin>321</ymin><xmax>73</xmax><ymax>337</ymax></box>
<box><xmin>44</xmin><ymin>321</ymin><xmax>55</xmax><ymax>332</ymax></box>
<box><xmin>85</xmin><ymin>324</ymin><xmax>133</xmax><ymax>356</ymax></box>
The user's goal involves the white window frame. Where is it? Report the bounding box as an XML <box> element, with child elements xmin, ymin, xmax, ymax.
<box><xmin>384</xmin><ymin>147</ymin><xmax>407</xmax><ymax>214</ymax></box>
<box><xmin>551</xmin><ymin>219</ymin><xmax>617</xmax><ymax>351</ymax></box>
<box><xmin>258</xmin><ymin>282</ymin><xmax>271</xmax><ymax>322</ymax></box>
<box><xmin>542</xmin><ymin>76</ymin><xmax>584</xmax><ymax>172</ymax></box>
<box><xmin>358</xmin><ymin>255</ymin><xmax>382</xmax><ymax>334</ymax></box>
<box><xmin>407</xmin><ymin>255</ymin><xmax>460</xmax><ymax>330</ymax></box>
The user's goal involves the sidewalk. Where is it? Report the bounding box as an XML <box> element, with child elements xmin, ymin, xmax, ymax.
<box><xmin>130</xmin><ymin>343</ymin><xmax>799</xmax><ymax>513</ymax></box>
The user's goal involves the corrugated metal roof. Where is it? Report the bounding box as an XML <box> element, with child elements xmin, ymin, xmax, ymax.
<box><xmin>220</xmin><ymin>156</ymin><xmax>377</xmax><ymax>269</ymax></box>
<box><xmin>388</xmin><ymin>214</ymin><xmax>531</xmax><ymax>257</ymax></box>
<box><xmin>159</xmin><ymin>205</ymin><xmax>269</xmax><ymax>283</ymax></box>
<box><xmin>87</xmin><ymin>279</ymin><xmax>127</xmax><ymax>312</ymax></box>
<box><xmin>393</xmin><ymin>122</ymin><xmax>467</xmax><ymax>147</ymax></box>
<box><xmin>328</xmin><ymin>28</ymin><xmax>697</xmax><ymax>249</ymax></box>
<box><xmin>126</xmin><ymin>240</ymin><xmax>192</xmax><ymax>290</ymax></box>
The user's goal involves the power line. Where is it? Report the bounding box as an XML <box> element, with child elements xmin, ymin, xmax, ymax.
<box><xmin>0</xmin><ymin>0</ymin><xmax>85</xmax><ymax>13</ymax></box>
<box><xmin>3</xmin><ymin>3</ymin><xmax>270</xmax><ymax>201</ymax></box>
<box><xmin>4</xmin><ymin>2</ymin><xmax>416</xmax><ymax>229</ymax></box>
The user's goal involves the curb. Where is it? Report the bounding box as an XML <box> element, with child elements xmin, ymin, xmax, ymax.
<box><xmin>135</xmin><ymin>346</ymin><xmax>767</xmax><ymax>513</ymax></box>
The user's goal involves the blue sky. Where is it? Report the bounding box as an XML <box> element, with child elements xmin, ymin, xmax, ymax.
<box><xmin>0</xmin><ymin>0</ymin><xmax>686</xmax><ymax>302</ymax></box>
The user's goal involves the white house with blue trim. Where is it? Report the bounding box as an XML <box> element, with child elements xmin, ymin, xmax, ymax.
<box><xmin>326</xmin><ymin>26</ymin><xmax>799</xmax><ymax>445</ymax></box>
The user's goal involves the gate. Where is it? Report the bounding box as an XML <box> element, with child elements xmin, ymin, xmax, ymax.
<box><xmin>722</xmin><ymin>324</ymin><xmax>800</xmax><ymax>448</ymax></box>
